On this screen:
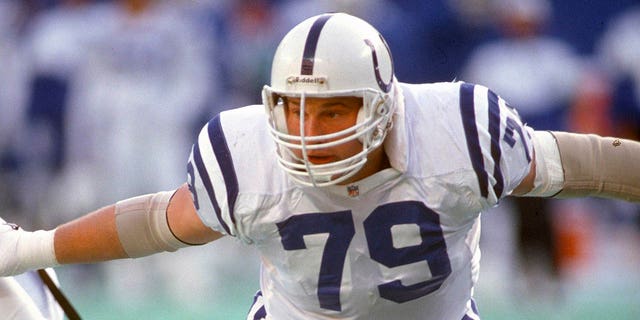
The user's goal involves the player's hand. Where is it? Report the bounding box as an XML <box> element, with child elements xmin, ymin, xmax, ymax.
<box><xmin>0</xmin><ymin>217</ymin><xmax>58</xmax><ymax>277</ymax></box>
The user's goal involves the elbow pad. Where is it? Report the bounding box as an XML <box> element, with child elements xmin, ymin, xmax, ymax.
<box><xmin>114</xmin><ymin>190</ymin><xmax>191</xmax><ymax>258</ymax></box>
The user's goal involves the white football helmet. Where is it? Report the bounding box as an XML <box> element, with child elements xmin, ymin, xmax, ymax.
<box><xmin>262</xmin><ymin>12</ymin><xmax>398</xmax><ymax>187</ymax></box>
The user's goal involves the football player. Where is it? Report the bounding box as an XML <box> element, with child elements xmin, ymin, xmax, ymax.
<box><xmin>2</xmin><ymin>13</ymin><xmax>640</xmax><ymax>320</ymax></box>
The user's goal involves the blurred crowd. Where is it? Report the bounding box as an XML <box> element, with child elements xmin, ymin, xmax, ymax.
<box><xmin>1</xmin><ymin>0</ymin><xmax>640</xmax><ymax>316</ymax></box>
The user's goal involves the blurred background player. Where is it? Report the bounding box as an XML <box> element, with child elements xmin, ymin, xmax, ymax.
<box><xmin>461</xmin><ymin>0</ymin><xmax>583</xmax><ymax>299</ymax></box>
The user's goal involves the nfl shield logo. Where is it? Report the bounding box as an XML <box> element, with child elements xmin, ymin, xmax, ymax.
<box><xmin>347</xmin><ymin>185</ymin><xmax>359</xmax><ymax>197</ymax></box>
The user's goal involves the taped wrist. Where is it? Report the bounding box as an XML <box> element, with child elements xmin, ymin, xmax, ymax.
<box><xmin>19</xmin><ymin>229</ymin><xmax>59</xmax><ymax>271</ymax></box>
<box><xmin>1</xmin><ymin>222</ymin><xmax>58</xmax><ymax>277</ymax></box>
<box><xmin>552</xmin><ymin>131</ymin><xmax>640</xmax><ymax>202</ymax></box>
<box><xmin>114</xmin><ymin>190</ymin><xmax>190</xmax><ymax>258</ymax></box>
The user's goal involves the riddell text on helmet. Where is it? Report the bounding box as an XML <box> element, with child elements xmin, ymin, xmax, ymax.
<box><xmin>286</xmin><ymin>76</ymin><xmax>327</xmax><ymax>85</ymax></box>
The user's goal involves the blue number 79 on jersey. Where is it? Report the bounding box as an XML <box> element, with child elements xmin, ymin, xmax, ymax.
<box><xmin>277</xmin><ymin>201</ymin><xmax>452</xmax><ymax>311</ymax></box>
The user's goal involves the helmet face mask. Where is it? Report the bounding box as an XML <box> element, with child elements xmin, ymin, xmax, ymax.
<box><xmin>262</xmin><ymin>13</ymin><xmax>397</xmax><ymax>187</ymax></box>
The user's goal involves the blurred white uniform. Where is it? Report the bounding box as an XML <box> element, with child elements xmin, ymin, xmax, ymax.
<box><xmin>188</xmin><ymin>82</ymin><xmax>533</xmax><ymax>319</ymax></box>
<box><xmin>597</xmin><ymin>6</ymin><xmax>640</xmax><ymax>105</ymax></box>
<box><xmin>16</xmin><ymin>0</ymin><xmax>110</xmax><ymax>226</ymax></box>
<box><xmin>50</xmin><ymin>1</ymin><xmax>220</xmax><ymax>306</ymax></box>
<box><xmin>462</xmin><ymin>0</ymin><xmax>582</xmax><ymax>130</ymax></box>
<box><xmin>61</xmin><ymin>1</ymin><xmax>213</xmax><ymax>207</ymax></box>
<box><xmin>463</xmin><ymin>36</ymin><xmax>581</xmax><ymax>118</ymax></box>
<box><xmin>0</xmin><ymin>1</ymin><xmax>28</xmax><ymax>156</ymax></box>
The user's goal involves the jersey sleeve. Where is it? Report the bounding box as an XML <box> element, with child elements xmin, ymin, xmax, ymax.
<box><xmin>458</xmin><ymin>82</ymin><xmax>534</xmax><ymax>205</ymax></box>
<box><xmin>186</xmin><ymin>115</ymin><xmax>240</xmax><ymax>237</ymax></box>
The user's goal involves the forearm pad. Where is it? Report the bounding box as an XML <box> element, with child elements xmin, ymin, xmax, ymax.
<box><xmin>552</xmin><ymin>131</ymin><xmax>640</xmax><ymax>202</ymax></box>
<box><xmin>114</xmin><ymin>190</ymin><xmax>191</xmax><ymax>258</ymax></box>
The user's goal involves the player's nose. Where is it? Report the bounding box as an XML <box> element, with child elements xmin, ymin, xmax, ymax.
<box><xmin>303</xmin><ymin>116</ymin><xmax>327</xmax><ymax>139</ymax></box>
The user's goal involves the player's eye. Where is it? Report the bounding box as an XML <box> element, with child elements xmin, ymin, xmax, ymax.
<box><xmin>288</xmin><ymin>107</ymin><xmax>301</xmax><ymax>116</ymax></box>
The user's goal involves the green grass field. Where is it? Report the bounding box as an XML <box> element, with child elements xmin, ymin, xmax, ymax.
<box><xmin>58</xmin><ymin>262</ymin><xmax>639</xmax><ymax>320</ymax></box>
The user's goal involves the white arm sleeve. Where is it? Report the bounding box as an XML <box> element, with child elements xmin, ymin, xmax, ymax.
<box><xmin>522</xmin><ymin>130</ymin><xmax>564</xmax><ymax>197</ymax></box>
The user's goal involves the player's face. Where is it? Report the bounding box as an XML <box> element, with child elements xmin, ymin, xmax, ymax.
<box><xmin>284</xmin><ymin>96</ymin><xmax>363</xmax><ymax>165</ymax></box>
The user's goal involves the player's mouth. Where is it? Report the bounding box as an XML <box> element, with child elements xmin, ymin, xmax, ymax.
<box><xmin>306</xmin><ymin>155</ymin><xmax>336</xmax><ymax>164</ymax></box>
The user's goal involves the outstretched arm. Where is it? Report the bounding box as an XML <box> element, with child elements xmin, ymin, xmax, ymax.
<box><xmin>1</xmin><ymin>184</ymin><xmax>223</xmax><ymax>276</ymax></box>
<box><xmin>55</xmin><ymin>183</ymin><xmax>222</xmax><ymax>264</ymax></box>
<box><xmin>53</xmin><ymin>203</ymin><xmax>127</xmax><ymax>264</ymax></box>
<box><xmin>512</xmin><ymin>130</ymin><xmax>640</xmax><ymax>202</ymax></box>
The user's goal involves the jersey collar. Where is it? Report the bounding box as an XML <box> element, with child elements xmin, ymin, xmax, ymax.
<box><xmin>324</xmin><ymin>167</ymin><xmax>402</xmax><ymax>198</ymax></box>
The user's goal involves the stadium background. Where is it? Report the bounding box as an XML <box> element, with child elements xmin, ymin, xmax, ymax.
<box><xmin>1</xmin><ymin>0</ymin><xmax>639</xmax><ymax>319</ymax></box>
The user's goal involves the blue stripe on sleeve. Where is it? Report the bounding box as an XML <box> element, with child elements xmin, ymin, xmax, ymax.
<box><xmin>460</xmin><ymin>83</ymin><xmax>489</xmax><ymax>198</ymax></box>
<box><xmin>505</xmin><ymin>117</ymin><xmax>532</xmax><ymax>163</ymax></box>
<box><xmin>193</xmin><ymin>139</ymin><xmax>231</xmax><ymax>235</ymax></box>
<box><xmin>487</xmin><ymin>90</ymin><xmax>504</xmax><ymax>198</ymax></box>
<box><xmin>208</xmin><ymin>116</ymin><xmax>239</xmax><ymax>226</ymax></box>
<box><xmin>248</xmin><ymin>290</ymin><xmax>267</xmax><ymax>320</ymax></box>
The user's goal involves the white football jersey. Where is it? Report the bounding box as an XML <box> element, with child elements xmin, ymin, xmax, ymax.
<box><xmin>187</xmin><ymin>82</ymin><xmax>533</xmax><ymax>319</ymax></box>
<box><xmin>0</xmin><ymin>269</ymin><xmax>64</xmax><ymax>320</ymax></box>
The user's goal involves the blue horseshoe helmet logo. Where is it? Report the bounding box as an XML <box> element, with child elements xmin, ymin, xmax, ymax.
<box><xmin>364</xmin><ymin>34</ymin><xmax>394</xmax><ymax>93</ymax></box>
